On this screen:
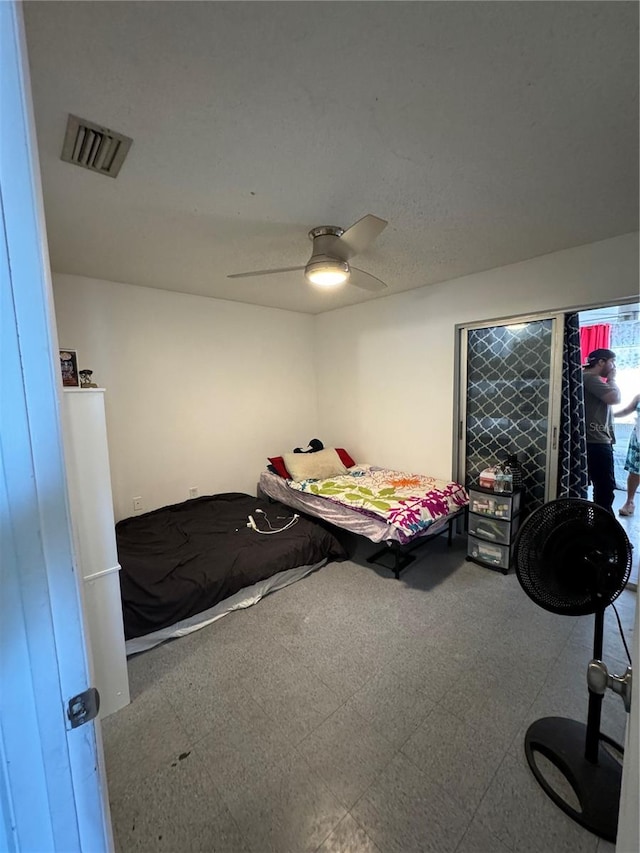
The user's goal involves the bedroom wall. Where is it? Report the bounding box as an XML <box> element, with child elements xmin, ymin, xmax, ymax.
<box><xmin>53</xmin><ymin>275</ymin><xmax>318</xmax><ymax>521</ymax></box>
<box><xmin>314</xmin><ymin>231</ymin><xmax>640</xmax><ymax>480</ymax></box>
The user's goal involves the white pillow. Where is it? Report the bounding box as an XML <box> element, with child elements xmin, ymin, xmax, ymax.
<box><xmin>282</xmin><ymin>448</ymin><xmax>347</xmax><ymax>482</ymax></box>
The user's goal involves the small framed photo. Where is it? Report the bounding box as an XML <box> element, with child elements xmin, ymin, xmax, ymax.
<box><xmin>59</xmin><ymin>349</ymin><xmax>79</xmax><ymax>387</ymax></box>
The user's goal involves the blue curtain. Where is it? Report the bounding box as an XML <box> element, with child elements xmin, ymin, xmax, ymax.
<box><xmin>557</xmin><ymin>313</ymin><xmax>588</xmax><ymax>498</ymax></box>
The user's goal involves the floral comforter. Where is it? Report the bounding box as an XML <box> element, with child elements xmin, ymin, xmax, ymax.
<box><xmin>288</xmin><ymin>465</ymin><xmax>469</xmax><ymax>544</ymax></box>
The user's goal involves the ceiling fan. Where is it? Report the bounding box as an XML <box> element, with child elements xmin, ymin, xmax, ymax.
<box><xmin>227</xmin><ymin>214</ymin><xmax>388</xmax><ymax>291</ymax></box>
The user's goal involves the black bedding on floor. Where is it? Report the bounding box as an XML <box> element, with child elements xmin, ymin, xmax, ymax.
<box><xmin>116</xmin><ymin>492</ymin><xmax>346</xmax><ymax>639</ymax></box>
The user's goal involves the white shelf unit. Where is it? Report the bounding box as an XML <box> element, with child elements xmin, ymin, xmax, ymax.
<box><xmin>62</xmin><ymin>389</ymin><xmax>130</xmax><ymax>718</ymax></box>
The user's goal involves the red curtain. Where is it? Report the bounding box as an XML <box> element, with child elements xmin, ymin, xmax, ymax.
<box><xmin>580</xmin><ymin>324</ymin><xmax>611</xmax><ymax>363</ymax></box>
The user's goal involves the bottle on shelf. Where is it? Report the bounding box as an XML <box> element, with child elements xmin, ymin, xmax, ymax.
<box><xmin>494</xmin><ymin>464</ymin><xmax>505</xmax><ymax>493</ymax></box>
<box><xmin>506</xmin><ymin>453</ymin><xmax>524</xmax><ymax>490</ymax></box>
<box><xmin>502</xmin><ymin>463</ymin><xmax>513</xmax><ymax>493</ymax></box>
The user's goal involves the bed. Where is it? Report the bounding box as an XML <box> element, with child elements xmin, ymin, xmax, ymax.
<box><xmin>117</xmin><ymin>492</ymin><xmax>346</xmax><ymax>654</ymax></box>
<box><xmin>258</xmin><ymin>452</ymin><xmax>469</xmax><ymax>579</ymax></box>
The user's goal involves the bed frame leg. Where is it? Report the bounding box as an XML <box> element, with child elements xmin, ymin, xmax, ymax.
<box><xmin>366</xmin><ymin>541</ymin><xmax>412</xmax><ymax>580</ymax></box>
<box><xmin>393</xmin><ymin>546</ymin><xmax>401</xmax><ymax>580</ymax></box>
<box><xmin>366</xmin><ymin>509</ymin><xmax>465</xmax><ymax>580</ymax></box>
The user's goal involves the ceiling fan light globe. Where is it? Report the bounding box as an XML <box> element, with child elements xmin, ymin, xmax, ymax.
<box><xmin>305</xmin><ymin>259</ymin><xmax>350</xmax><ymax>287</ymax></box>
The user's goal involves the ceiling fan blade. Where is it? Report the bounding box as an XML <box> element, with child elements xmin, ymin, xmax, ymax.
<box><xmin>227</xmin><ymin>266</ymin><xmax>305</xmax><ymax>279</ymax></box>
<box><xmin>349</xmin><ymin>267</ymin><xmax>388</xmax><ymax>292</ymax></box>
<box><xmin>333</xmin><ymin>214</ymin><xmax>388</xmax><ymax>260</ymax></box>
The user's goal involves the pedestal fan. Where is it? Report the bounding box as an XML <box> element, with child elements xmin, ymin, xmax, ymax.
<box><xmin>513</xmin><ymin>498</ymin><xmax>633</xmax><ymax>842</ymax></box>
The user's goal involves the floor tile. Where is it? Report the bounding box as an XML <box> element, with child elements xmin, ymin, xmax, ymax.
<box><xmin>596</xmin><ymin>837</ymin><xmax>616</xmax><ymax>853</ymax></box>
<box><xmin>612</xmin><ymin>489</ymin><xmax>639</xmax><ymax>587</ymax></box>
<box><xmin>163</xmin><ymin>666</ymin><xmax>256</xmax><ymax>743</ymax></box>
<box><xmin>125</xmin><ymin>642</ymin><xmax>176</xmax><ymax>701</ymax></box>
<box><xmin>402</xmin><ymin>705</ymin><xmax>506</xmax><ymax>813</ymax></box>
<box><xmin>126</xmin><ymin>611</ymin><xmax>270</xmax><ymax>701</ymax></box>
<box><xmin>315</xmin><ymin>813</ymin><xmax>383</xmax><ymax>853</ymax></box>
<box><xmin>438</xmin><ymin>656</ymin><xmax>537</xmax><ymax>744</ymax></box>
<box><xmin>111</xmin><ymin>826</ymin><xmax>124</xmax><ymax>853</ymax></box>
<box><xmin>102</xmin><ymin>684</ymin><xmax>192</xmax><ymax>799</ymax></box>
<box><xmin>296</xmin><ymin>704</ymin><xmax>396</xmax><ymax>809</ymax></box>
<box><xmin>342</xmin><ymin>666</ymin><xmax>437</xmax><ymax>749</ymax></box>
<box><xmin>220</xmin><ymin>750</ymin><xmax>347</xmax><ymax>853</ymax></box>
<box><xmin>239</xmin><ymin>643</ymin><xmax>343</xmax><ymax>745</ymax></box>
<box><xmin>350</xmin><ymin>751</ymin><xmax>472</xmax><ymax>853</ymax></box>
<box><xmin>189</xmin><ymin>691</ymin><xmax>294</xmax><ymax>796</ymax></box>
<box><xmin>109</xmin><ymin>746</ymin><xmax>250</xmax><ymax>852</ymax></box>
<box><xmin>273</xmin><ymin>633</ymin><xmax>385</xmax><ymax>702</ymax></box>
<box><xmin>455</xmin><ymin>817</ymin><xmax>512</xmax><ymax>853</ymax></box>
<box><xmin>383</xmin><ymin>636</ymin><xmax>475</xmax><ymax>700</ymax></box>
<box><xmin>475</xmin><ymin>753</ymin><xmax>599</xmax><ymax>853</ymax></box>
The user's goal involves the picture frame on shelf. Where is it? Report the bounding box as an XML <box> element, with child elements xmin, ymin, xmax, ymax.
<box><xmin>59</xmin><ymin>349</ymin><xmax>79</xmax><ymax>387</ymax></box>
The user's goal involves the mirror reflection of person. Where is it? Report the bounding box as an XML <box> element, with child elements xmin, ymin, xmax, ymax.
<box><xmin>582</xmin><ymin>348</ymin><xmax>620</xmax><ymax>513</ymax></box>
<box><xmin>614</xmin><ymin>392</ymin><xmax>640</xmax><ymax>517</ymax></box>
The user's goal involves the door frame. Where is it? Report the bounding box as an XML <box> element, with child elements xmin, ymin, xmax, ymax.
<box><xmin>454</xmin><ymin>310</ymin><xmax>565</xmax><ymax>503</ymax></box>
<box><xmin>1</xmin><ymin>2</ymin><xmax>112</xmax><ymax>850</ymax></box>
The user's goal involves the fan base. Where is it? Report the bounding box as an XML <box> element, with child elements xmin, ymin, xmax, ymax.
<box><xmin>525</xmin><ymin>716</ymin><xmax>623</xmax><ymax>843</ymax></box>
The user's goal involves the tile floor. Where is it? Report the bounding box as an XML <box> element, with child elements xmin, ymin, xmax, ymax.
<box><xmin>612</xmin><ymin>488</ymin><xmax>639</xmax><ymax>588</ymax></box>
<box><xmin>103</xmin><ymin>532</ymin><xmax>637</xmax><ymax>853</ymax></box>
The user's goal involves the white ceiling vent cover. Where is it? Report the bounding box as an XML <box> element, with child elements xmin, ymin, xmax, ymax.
<box><xmin>61</xmin><ymin>114</ymin><xmax>133</xmax><ymax>178</ymax></box>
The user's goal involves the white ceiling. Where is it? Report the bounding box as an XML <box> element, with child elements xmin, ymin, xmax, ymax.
<box><xmin>23</xmin><ymin>1</ymin><xmax>639</xmax><ymax>315</ymax></box>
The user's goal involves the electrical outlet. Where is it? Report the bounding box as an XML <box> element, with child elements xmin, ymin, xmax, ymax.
<box><xmin>133</xmin><ymin>496</ymin><xmax>143</xmax><ymax>512</ymax></box>
<box><xmin>189</xmin><ymin>487</ymin><xmax>198</xmax><ymax>498</ymax></box>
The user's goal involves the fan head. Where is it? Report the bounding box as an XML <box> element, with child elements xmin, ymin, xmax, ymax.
<box><xmin>227</xmin><ymin>214</ymin><xmax>389</xmax><ymax>292</ymax></box>
<box><xmin>304</xmin><ymin>226</ymin><xmax>350</xmax><ymax>286</ymax></box>
<box><xmin>514</xmin><ymin>499</ymin><xmax>632</xmax><ymax>616</ymax></box>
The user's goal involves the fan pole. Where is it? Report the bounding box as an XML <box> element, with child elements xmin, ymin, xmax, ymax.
<box><xmin>585</xmin><ymin>608</ymin><xmax>605</xmax><ymax>764</ymax></box>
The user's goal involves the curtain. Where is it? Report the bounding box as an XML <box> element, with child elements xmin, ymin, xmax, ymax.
<box><xmin>580</xmin><ymin>323</ymin><xmax>611</xmax><ymax>363</ymax></box>
<box><xmin>558</xmin><ymin>313</ymin><xmax>588</xmax><ymax>498</ymax></box>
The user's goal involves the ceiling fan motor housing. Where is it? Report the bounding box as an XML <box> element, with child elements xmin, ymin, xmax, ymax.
<box><xmin>307</xmin><ymin>226</ymin><xmax>346</xmax><ymax>260</ymax></box>
<box><xmin>305</xmin><ymin>227</ymin><xmax>350</xmax><ymax>284</ymax></box>
<box><xmin>308</xmin><ymin>225</ymin><xmax>344</xmax><ymax>240</ymax></box>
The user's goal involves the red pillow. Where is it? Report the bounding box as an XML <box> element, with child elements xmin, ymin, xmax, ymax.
<box><xmin>336</xmin><ymin>448</ymin><xmax>356</xmax><ymax>468</ymax></box>
<box><xmin>268</xmin><ymin>456</ymin><xmax>291</xmax><ymax>478</ymax></box>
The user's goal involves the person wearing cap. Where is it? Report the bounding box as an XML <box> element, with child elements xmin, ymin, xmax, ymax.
<box><xmin>582</xmin><ymin>348</ymin><xmax>620</xmax><ymax>512</ymax></box>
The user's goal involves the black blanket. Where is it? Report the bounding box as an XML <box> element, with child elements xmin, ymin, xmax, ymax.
<box><xmin>117</xmin><ymin>492</ymin><xmax>346</xmax><ymax>639</ymax></box>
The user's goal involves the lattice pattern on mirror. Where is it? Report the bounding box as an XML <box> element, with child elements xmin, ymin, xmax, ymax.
<box><xmin>465</xmin><ymin>320</ymin><xmax>553</xmax><ymax>513</ymax></box>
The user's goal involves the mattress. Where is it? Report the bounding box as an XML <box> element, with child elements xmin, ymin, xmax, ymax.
<box><xmin>117</xmin><ymin>492</ymin><xmax>346</xmax><ymax>645</ymax></box>
<box><xmin>259</xmin><ymin>466</ymin><xmax>468</xmax><ymax>545</ymax></box>
<box><xmin>124</xmin><ymin>561</ymin><xmax>326</xmax><ymax>655</ymax></box>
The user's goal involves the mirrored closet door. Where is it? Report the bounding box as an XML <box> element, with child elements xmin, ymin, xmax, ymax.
<box><xmin>456</xmin><ymin>315</ymin><xmax>566</xmax><ymax>514</ymax></box>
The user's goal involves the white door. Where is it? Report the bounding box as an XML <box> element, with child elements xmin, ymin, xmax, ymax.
<box><xmin>0</xmin><ymin>2</ymin><xmax>112</xmax><ymax>850</ymax></box>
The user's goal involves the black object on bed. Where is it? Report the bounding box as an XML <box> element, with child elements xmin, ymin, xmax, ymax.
<box><xmin>117</xmin><ymin>492</ymin><xmax>346</xmax><ymax>640</ymax></box>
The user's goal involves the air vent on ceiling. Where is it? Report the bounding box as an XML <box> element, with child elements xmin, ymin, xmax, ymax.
<box><xmin>61</xmin><ymin>114</ymin><xmax>133</xmax><ymax>178</ymax></box>
<box><xmin>618</xmin><ymin>304</ymin><xmax>639</xmax><ymax>322</ymax></box>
